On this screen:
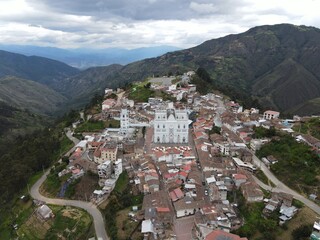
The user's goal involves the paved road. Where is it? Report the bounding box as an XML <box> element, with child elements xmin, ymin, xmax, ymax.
<box><xmin>66</xmin><ymin>129</ymin><xmax>80</xmax><ymax>145</ymax></box>
<box><xmin>30</xmin><ymin>170</ymin><xmax>109</xmax><ymax>240</ymax></box>
<box><xmin>251</xmin><ymin>152</ymin><xmax>320</xmax><ymax>215</ymax></box>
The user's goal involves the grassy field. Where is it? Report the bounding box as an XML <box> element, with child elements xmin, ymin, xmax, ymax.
<box><xmin>75</xmin><ymin>120</ymin><xmax>105</xmax><ymax>132</ymax></box>
<box><xmin>128</xmin><ymin>83</ymin><xmax>155</xmax><ymax>102</ymax></box>
<box><xmin>102</xmin><ymin>171</ymin><xmax>144</xmax><ymax>240</ymax></box>
<box><xmin>293</xmin><ymin>117</ymin><xmax>320</xmax><ymax>139</ymax></box>
<box><xmin>256</xmin><ymin>135</ymin><xmax>320</xmax><ymax>196</ymax></box>
<box><xmin>17</xmin><ymin>205</ymin><xmax>94</xmax><ymax>240</ymax></box>
<box><xmin>114</xmin><ymin>171</ymin><xmax>129</xmax><ymax>193</ymax></box>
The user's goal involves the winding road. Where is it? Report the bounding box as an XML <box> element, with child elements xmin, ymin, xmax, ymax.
<box><xmin>29</xmin><ymin>129</ymin><xmax>109</xmax><ymax>239</ymax></box>
<box><xmin>251</xmin><ymin>151</ymin><xmax>320</xmax><ymax>215</ymax></box>
<box><xmin>30</xmin><ymin>170</ymin><xmax>109</xmax><ymax>240</ymax></box>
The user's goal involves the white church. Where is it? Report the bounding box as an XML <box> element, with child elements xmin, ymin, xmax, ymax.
<box><xmin>153</xmin><ymin>105</ymin><xmax>190</xmax><ymax>144</ymax></box>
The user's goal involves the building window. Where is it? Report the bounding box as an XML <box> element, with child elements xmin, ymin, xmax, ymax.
<box><xmin>157</xmin><ymin>124</ymin><xmax>160</xmax><ymax>128</ymax></box>
<box><xmin>178</xmin><ymin>124</ymin><xmax>180</xmax><ymax>128</ymax></box>
<box><xmin>183</xmin><ymin>137</ymin><xmax>186</xmax><ymax>143</ymax></box>
<box><xmin>157</xmin><ymin>137</ymin><xmax>160</xmax><ymax>143</ymax></box>
<box><xmin>163</xmin><ymin>125</ymin><xmax>165</xmax><ymax>128</ymax></box>
<box><xmin>183</xmin><ymin>125</ymin><xmax>186</xmax><ymax>129</ymax></box>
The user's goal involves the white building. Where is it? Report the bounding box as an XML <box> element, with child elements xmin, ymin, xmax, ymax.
<box><xmin>153</xmin><ymin>106</ymin><xmax>189</xmax><ymax>144</ymax></box>
<box><xmin>97</xmin><ymin>160</ymin><xmax>112</xmax><ymax>179</ymax></box>
<box><xmin>263</xmin><ymin>110</ymin><xmax>280</xmax><ymax>120</ymax></box>
<box><xmin>120</xmin><ymin>109</ymin><xmax>129</xmax><ymax>134</ymax></box>
<box><xmin>114</xmin><ymin>159</ymin><xmax>123</xmax><ymax>177</ymax></box>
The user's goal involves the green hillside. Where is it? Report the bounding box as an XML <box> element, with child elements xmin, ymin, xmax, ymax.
<box><xmin>0</xmin><ymin>76</ymin><xmax>67</xmax><ymax>115</ymax></box>
<box><xmin>69</xmin><ymin>24</ymin><xmax>320</xmax><ymax>115</ymax></box>
<box><xmin>0</xmin><ymin>101</ymin><xmax>48</xmax><ymax>140</ymax></box>
<box><xmin>0</xmin><ymin>50</ymin><xmax>79</xmax><ymax>90</ymax></box>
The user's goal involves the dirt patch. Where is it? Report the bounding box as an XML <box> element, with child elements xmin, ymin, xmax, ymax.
<box><xmin>72</xmin><ymin>173</ymin><xmax>99</xmax><ymax>201</ymax></box>
<box><xmin>18</xmin><ymin>212</ymin><xmax>53</xmax><ymax>239</ymax></box>
<box><xmin>61</xmin><ymin>208</ymin><xmax>82</xmax><ymax>220</ymax></box>
<box><xmin>116</xmin><ymin>208</ymin><xmax>141</xmax><ymax>240</ymax></box>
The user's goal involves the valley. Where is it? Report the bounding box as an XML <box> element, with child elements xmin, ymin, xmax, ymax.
<box><xmin>0</xmin><ymin>23</ymin><xmax>320</xmax><ymax>240</ymax></box>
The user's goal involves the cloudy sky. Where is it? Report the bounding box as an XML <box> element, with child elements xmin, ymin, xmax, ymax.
<box><xmin>0</xmin><ymin>0</ymin><xmax>320</xmax><ymax>49</ymax></box>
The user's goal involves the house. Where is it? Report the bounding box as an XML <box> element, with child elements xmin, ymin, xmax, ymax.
<box><xmin>37</xmin><ymin>205</ymin><xmax>53</xmax><ymax>220</ymax></box>
<box><xmin>97</xmin><ymin>160</ymin><xmax>112</xmax><ymax>179</ymax></box>
<box><xmin>169</xmin><ymin>188</ymin><xmax>184</xmax><ymax>202</ymax></box>
<box><xmin>300</xmin><ymin>134</ymin><xmax>320</xmax><ymax>150</ymax></box>
<box><xmin>205</xmin><ymin>229</ymin><xmax>248</xmax><ymax>240</ymax></box>
<box><xmin>263</xmin><ymin>110</ymin><xmax>280</xmax><ymax>120</ymax></box>
<box><xmin>173</xmin><ymin>196</ymin><xmax>204</xmax><ymax>218</ymax></box>
<box><xmin>279</xmin><ymin>204</ymin><xmax>298</xmax><ymax>223</ymax></box>
<box><xmin>141</xmin><ymin>219</ymin><xmax>155</xmax><ymax>237</ymax></box>
<box><xmin>94</xmin><ymin>142</ymin><xmax>118</xmax><ymax>164</ymax></box>
<box><xmin>232</xmin><ymin>174</ymin><xmax>247</xmax><ymax>188</ymax></box>
<box><xmin>240</xmin><ymin>182</ymin><xmax>263</xmax><ymax>202</ymax></box>
<box><xmin>102</xmin><ymin>98</ymin><xmax>116</xmax><ymax>111</ymax></box>
<box><xmin>104</xmin><ymin>88</ymin><xmax>113</xmax><ymax>95</ymax></box>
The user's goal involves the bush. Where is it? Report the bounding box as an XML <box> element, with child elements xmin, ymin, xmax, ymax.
<box><xmin>292</xmin><ymin>225</ymin><xmax>312</xmax><ymax>240</ymax></box>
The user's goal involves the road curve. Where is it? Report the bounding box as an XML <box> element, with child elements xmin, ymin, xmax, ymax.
<box><xmin>251</xmin><ymin>152</ymin><xmax>320</xmax><ymax>215</ymax></box>
<box><xmin>30</xmin><ymin>170</ymin><xmax>109</xmax><ymax>240</ymax></box>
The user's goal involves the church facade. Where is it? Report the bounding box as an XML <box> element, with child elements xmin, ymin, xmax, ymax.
<box><xmin>153</xmin><ymin>108</ymin><xmax>189</xmax><ymax>143</ymax></box>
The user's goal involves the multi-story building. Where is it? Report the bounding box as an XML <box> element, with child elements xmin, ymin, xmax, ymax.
<box><xmin>97</xmin><ymin>160</ymin><xmax>112</xmax><ymax>179</ymax></box>
<box><xmin>93</xmin><ymin>142</ymin><xmax>118</xmax><ymax>164</ymax></box>
<box><xmin>153</xmin><ymin>107</ymin><xmax>189</xmax><ymax>144</ymax></box>
<box><xmin>263</xmin><ymin>110</ymin><xmax>280</xmax><ymax>120</ymax></box>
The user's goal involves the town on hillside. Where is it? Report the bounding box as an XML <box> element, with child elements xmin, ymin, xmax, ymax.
<box><xmin>44</xmin><ymin>72</ymin><xmax>320</xmax><ymax>239</ymax></box>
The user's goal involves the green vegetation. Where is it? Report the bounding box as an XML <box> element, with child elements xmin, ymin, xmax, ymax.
<box><xmin>291</xmin><ymin>224</ymin><xmax>313</xmax><ymax>240</ymax></box>
<box><xmin>42</xmin><ymin>163</ymin><xmax>69</xmax><ymax>197</ymax></box>
<box><xmin>192</xmin><ymin>67</ymin><xmax>261</xmax><ymax>109</ymax></box>
<box><xmin>75</xmin><ymin>119</ymin><xmax>120</xmax><ymax>133</ymax></box>
<box><xmin>256</xmin><ymin>135</ymin><xmax>320</xmax><ymax>194</ymax></box>
<box><xmin>253</xmin><ymin>126</ymin><xmax>276</xmax><ymax>139</ymax></box>
<box><xmin>128</xmin><ymin>82</ymin><xmax>155</xmax><ymax>102</ymax></box>
<box><xmin>255</xmin><ymin>170</ymin><xmax>275</xmax><ymax>187</ymax></box>
<box><xmin>0</xmin><ymin>101</ymin><xmax>48</xmax><ymax>140</ymax></box>
<box><xmin>233</xmin><ymin>190</ymin><xmax>279</xmax><ymax>240</ymax></box>
<box><xmin>103</xmin><ymin>171</ymin><xmax>143</xmax><ymax>240</ymax></box>
<box><xmin>0</xmin><ymin>76</ymin><xmax>67</xmax><ymax>115</ymax></box>
<box><xmin>209</xmin><ymin>125</ymin><xmax>221</xmax><ymax>135</ymax></box>
<box><xmin>293</xmin><ymin>117</ymin><xmax>320</xmax><ymax>139</ymax></box>
<box><xmin>105</xmin><ymin>119</ymin><xmax>120</xmax><ymax>128</ymax></box>
<box><xmin>17</xmin><ymin>205</ymin><xmax>93</xmax><ymax>240</ymax></box>
<box><xmin>45</xmin><ymin>206</ymin><xmax>93</xmax><ymax>240</ymax></box>
<box><xmin>75</xmin><ymin>120</ymin><xmax>105</xmax><ymax>132</ymax></box>
<box><xmin>64</xmin><ymin>178</ymin><xmax>81</xmax><ymax>199</ymax></box>
<box><xmin>114</xmin><ymin>171</ymin><xmax>129</xmax><ymax>193</ymax></box>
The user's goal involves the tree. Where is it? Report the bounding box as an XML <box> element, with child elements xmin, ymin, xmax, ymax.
<box><xmin>292</xmin><ymin>225</ymin><xmax>312</xmax><ymax>240</ymax></box>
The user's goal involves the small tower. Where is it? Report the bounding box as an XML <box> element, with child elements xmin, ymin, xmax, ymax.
<box><xmin>120</xmin><ymin>109</ymin><xmax>129</xmax><ymax>134</ymax></box>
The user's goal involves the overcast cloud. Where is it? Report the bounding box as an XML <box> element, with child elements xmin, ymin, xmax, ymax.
<box><xmin>0</xmin><ymin>0</ymin><xmax>319</xmax><ymax>49</ymax></box>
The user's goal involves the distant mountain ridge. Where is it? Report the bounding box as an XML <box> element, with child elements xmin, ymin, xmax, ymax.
<box><xmin>0</xmin><ymin>50</ymin><xmax>79</xmax><ymax>91</ymax></box>
<box><xmin>0</xmin><ymin>45</ymin><xmax>181</xmax><ymax>69</ymax></box>
<box><xmin>0</xmin><ymin>76</ymin><xmax>67</xmax><ymax>115</ymax></box>
<box><xmin>1</xmin><ymin>24</ymin><xmax>320</xmax><ymax>117</ymax></box>
<box><xmin>71</xmin><ymin>24</ymin><xmax>320</xmax><ymax>115</ymax></box>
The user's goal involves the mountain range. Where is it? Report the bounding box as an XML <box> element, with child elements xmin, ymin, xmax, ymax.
<box><xmin>0</xmin><ymin>23</ymin><xmax>320</xmax><ymax>129</ymax></box>
<box><xmin>75</xmin><ymin>23</ymin><xmax>320</xmax><ymax>116</ymax></box>
<box><xmin>0</xmin><ymin>45</ymin><xmax>181</xmax><ymax>69</ymax></box>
